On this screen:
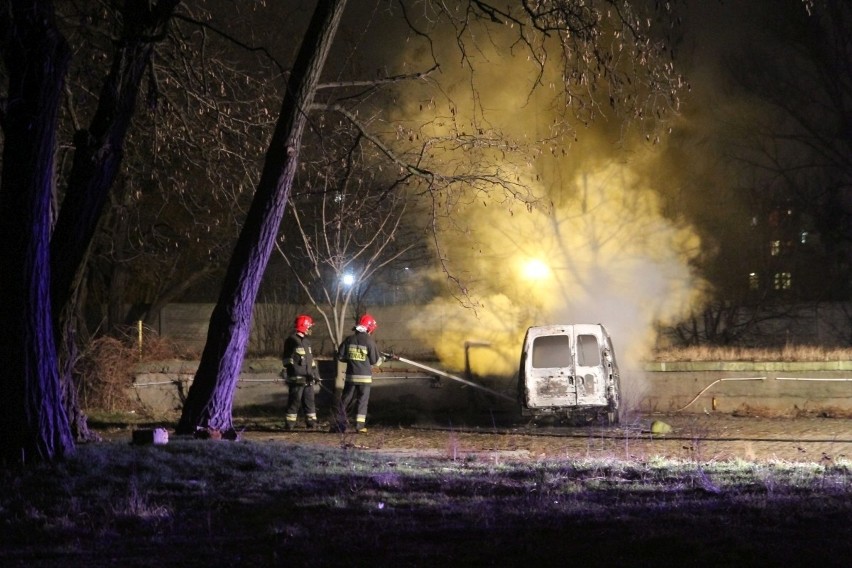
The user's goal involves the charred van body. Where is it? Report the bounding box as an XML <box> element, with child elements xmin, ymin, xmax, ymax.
<box><xmin>518</xmin><ymin>324</ymin><xmax>621</xmax><ymax>425</ymax></box>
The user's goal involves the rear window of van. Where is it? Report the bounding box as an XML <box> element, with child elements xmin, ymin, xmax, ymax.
<box><xmin>531</xmin><ymin>335</ymin><xmax>571</xmax><ymax>368</ymax></box>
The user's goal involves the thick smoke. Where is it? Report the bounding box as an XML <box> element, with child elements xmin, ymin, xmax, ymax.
<box><xmin>410</xmin><ymin>159</ymin><xmax>706</xmax><ymax>380</ymax></box>
<box><xmin>375</xmin><ymin>6</ymin><xmax>708</xmax><ymax>380</ymax></box>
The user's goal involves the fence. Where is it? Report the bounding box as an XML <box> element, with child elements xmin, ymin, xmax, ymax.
<box><xmin>154</xmin><ymin>303</ymin><xmax>443</xmax><ymax>358</ymax></box>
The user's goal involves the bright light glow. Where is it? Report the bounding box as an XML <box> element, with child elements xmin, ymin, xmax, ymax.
<box><xmin>522</xmin><ymin>258</ymin><xmax>550</xmax><ymax>280</ymax></box>
<box><xmin>341</xmin><ymin>273</ymin><xmax>355</xmax><ymax>287</ymax></box>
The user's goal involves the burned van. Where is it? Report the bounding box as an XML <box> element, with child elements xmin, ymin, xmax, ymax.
<box><xmin>518</xmin><ymin>324</ymin><xmax>621</xmax><ymax>425</ymax></box>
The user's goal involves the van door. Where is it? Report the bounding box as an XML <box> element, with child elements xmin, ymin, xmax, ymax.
<box><xmin>573</xmin><ymin>329</ymin><xmax>608</xmax><ymax>407</ymax></box>
<box><xmin>522</xmin><ymin>325</ymin><xmax>577</xmax><ymax>410</ymax></box>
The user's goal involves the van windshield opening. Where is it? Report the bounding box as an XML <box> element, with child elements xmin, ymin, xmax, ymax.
<box><xmin>531</xmin><ymin>335</ymin><xmax>571</xmax><ymax>368</ymax></box>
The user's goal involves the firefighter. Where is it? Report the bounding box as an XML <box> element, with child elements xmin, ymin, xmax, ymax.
<box><xmin>282</xmin><ymin>314</ymin><xmax>319</xmax><ymax>430</ymax></box>
<box><xmin>335</xmin><ymin>313</ymin><xmax>383</xmax><ymax>433</ymax></box>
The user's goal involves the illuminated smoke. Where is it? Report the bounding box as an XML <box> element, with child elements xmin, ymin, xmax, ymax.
<box><xmin>382</xmin><ymin>8</ymin><xmax>707</xmax><ymax>383</ymax></box>
<box><xmin>411</xmin><ymin>160</ymin><xmax>706</xmax><ymax>380</ymax></box>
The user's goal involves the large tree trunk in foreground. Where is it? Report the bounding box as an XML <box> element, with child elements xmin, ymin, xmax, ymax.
<box><xmin>0</xmin><ymin>1</ymin><xmax>74</xmax><ymax>465</ymax></box>
<box><xmin>176</xmin><ymin>0</ymin><xmax>348</xmax><ymax>435</ymax></box>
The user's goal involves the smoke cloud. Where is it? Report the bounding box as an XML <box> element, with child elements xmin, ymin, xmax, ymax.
<box><xmin>411</xmin><ymin>159</ymin><xmax>706</xmax><ymax>378</ymax></box>
<box><xmin>378</xmin><ymin>7</ymin><xmax>708</xmax><ymax>380</ymax></box>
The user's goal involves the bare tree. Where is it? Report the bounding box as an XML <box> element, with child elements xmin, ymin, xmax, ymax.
<box><xmin>51</xmin><ymin>0</ymin><xmax>181</xmax><ymax>331</ymax></box>
<box><xmin>668</xmin><ymin>300</ymin><xmax>802</xmax><ymax>347</ymax></box>
<box><xmin>48</xmin><ymin>0</ymin><xmax>181</xmax><ymax>444</ymax></box>
<box><xmin>176</xmin><ymin>0</ymin><xmax>349</xmax><ymax>436</ymax></box>
<box><xmin>0</xmin><ymin>0</ymin><xmax>190</xmax><ymax>460</ymax></box>
<box><xmin>175</xmin><ymin>0</ymin><xmax>685</xmax><ymax>435</ymax></box>
<box><xmin>274</xmin><ymin>123</ymin><xmax>421</xmax><ymax>348</ymax></box>
<box><xmin>74</xmin><ymin>1</ymin><xmax>284</xmax><ymax>334</ymax></box>
<box><xmin>659</xmin><ymin>0</ymin><xmax>852</xmax><ymax>347</ymax></box>
<box><xmin>52</xmin><ymin>0</ymin><xmax>290</xmax><ymax>353</ymax></box>
<box><xmin>727</xmin><ymin>0</ymin><xmax>852</xmax><ymax>301</ymax></box>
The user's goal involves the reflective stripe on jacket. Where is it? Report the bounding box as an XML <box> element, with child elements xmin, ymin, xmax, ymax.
<box><xmin>337</xmin><ymin>330</ymin><xmax>382</xmax><ymax>383</ymax></box>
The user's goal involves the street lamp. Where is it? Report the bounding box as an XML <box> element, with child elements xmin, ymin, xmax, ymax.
<box><xmin>341</xmin><ymin>272</ymin><xmax>355</xmax><ymax>287</ymax></box>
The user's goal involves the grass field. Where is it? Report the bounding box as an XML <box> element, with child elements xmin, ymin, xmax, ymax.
<box><xmin>10</xmin><ymin>341</ymin><xmax>852</xmax><ymax>566</ymax></box>
<box><xmin>2</xmin><ymin>421</ymin><xmax>851</xmax><ymax>568</ymax></box>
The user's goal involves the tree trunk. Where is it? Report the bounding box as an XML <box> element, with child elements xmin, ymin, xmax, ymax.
<box><xmin>0</xmin><ymin>1</ymin><xmax>75</xmax><ymax>465</ymax></box>
<box><xmin>60</xmin><ymin>323</ymin><xmax>101</xmax><ymax>443</ymax></box>
<box><xmin>51</xmin><ymin>0</ymin><xmax>180</xmax><ymax>321</ymax></box>
<box><xmin>48</xmin><ymin>0</ymin><xmax>180</xmax><ymax>442</ymax></box>
<box><xmin>176</xmin><ymin>0</ymin><xmax>349</xmax><ymax>435</ymax></box>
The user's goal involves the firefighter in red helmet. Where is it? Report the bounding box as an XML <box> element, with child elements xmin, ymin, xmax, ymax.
<box><xmin>282</xmin><ymin>314</ymin><xmax>319</xmax><ymax>430</ymax></box>
<box><xmin>335</xmin><ymin>313</ymin><xmax>383</xmax><ymax>433</ymax></box>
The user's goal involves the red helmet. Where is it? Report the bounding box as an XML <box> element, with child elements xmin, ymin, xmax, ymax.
<box><xmin>358</xmin><ymin>314</ymin><xmax>377</xmax><ymax>334</ymax></box>
<box><xmin>294</xmin><ymin>314</ymin><xmax>314</xmax><ymax>335</ymax></box>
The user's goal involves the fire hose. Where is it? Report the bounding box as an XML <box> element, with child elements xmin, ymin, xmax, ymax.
<box><xmin>382</xmin><ymin>352</ymin><xmax>515</xmax><ymax>402</ymax></box>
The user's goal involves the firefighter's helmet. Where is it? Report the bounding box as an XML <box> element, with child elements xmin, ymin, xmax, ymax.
<box><xmin>358</xmin><ymin>314</ymin><xmax>377</xmax><ymax>334</ymax></box>
<box><xmin>294</xmin><ymin>314</ymin><xmax>314</xmax><ymax>335</ymax></box>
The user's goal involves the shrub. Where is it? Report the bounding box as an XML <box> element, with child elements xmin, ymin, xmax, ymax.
<box><xmin>75</xmin><ymin>326</ymin><xmax>194</xmax><ymax>412</ymax></box>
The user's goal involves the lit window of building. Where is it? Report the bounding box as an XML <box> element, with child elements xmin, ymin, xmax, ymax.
<box><xmin>770</xmin><ymin>240</ymin><xmax>781</xmax><ymax>256</ymax></box>
<box><xmin>773</xmin><ymin>272</ymin><xmax>792</xmax><ymax>290</ymax></box>
<box><xmin>800</xmin><ymin>231</ymin><xmax>808</xmax><ymax>244</ymax></box>
<box><xmin>748</xmin><ymin>272</ymin><xmax>759</xmax><ymax>290</ymax></box>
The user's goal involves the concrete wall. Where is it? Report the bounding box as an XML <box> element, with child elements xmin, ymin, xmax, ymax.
<box><xmin>635</xmin><ymin>361</ymin><xmax>852</xmax><ymax>416</ymax></box>
<box><xmin>131</xmin><ymin>358</ymin><xmax>852</xmax><ymax>420</ymax></box>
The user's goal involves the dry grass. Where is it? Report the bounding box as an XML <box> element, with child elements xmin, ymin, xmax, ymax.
<box><xmin>651</xmin><ymin>345</ymin><xmax>852</xmax><ymax>362</ymax></box>
<box><xmin>75</xmin><ymin>326</ymin><xmax>197</xmax><ymax>413</ymax></box>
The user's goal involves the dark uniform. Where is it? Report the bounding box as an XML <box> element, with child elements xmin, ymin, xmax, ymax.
<box><xmin>336</xmin><ymin>317</ymin><xmax>383</xmax><ymax>433</ymax></box>
<box><xmin>282</xmin><ymin>330</ymin><xmax>318</xmax><ymax>430</ymax></box>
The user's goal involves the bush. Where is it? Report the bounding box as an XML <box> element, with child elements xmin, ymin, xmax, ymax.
<box><xmin>75</xmin><ymin>326</ymin><xmax>194</xmax><ymax>412</ymax></box>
